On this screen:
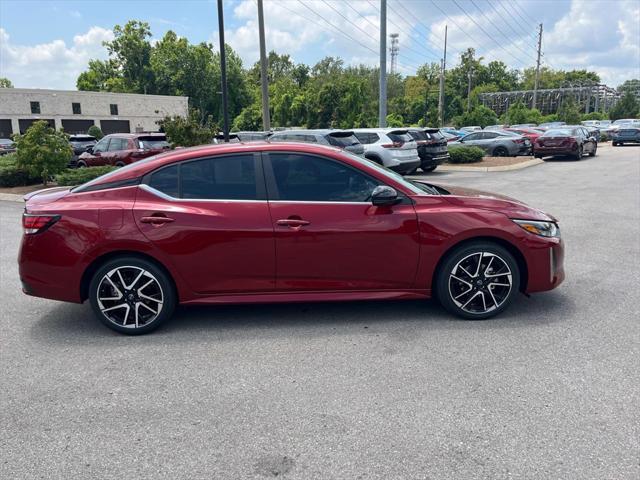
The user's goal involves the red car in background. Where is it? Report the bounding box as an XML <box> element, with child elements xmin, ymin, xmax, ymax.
<box><xmin>19</xmin><ymin>142</ymin><xmax>565</xmax><ymax>334</ymax></box>
<box><xmin>77</xmin><ymin>133</ymin><xmax>170</xmax><ymax>168</ymax></box>
<box><xmin>533</xmin><ymin>126</ymin><xmax>597</xmax><ymax>160</ymax></box>
<box><xmin>504</xmin><ymin>127</ymin><xmax>542</xmax><ymax>144</ymax></box>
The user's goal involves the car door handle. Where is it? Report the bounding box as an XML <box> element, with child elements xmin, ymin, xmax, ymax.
<box><xmin>276</xmin><ymin>219</ymin><xmax>310</xmax><ymax>228</ymax></box>
<box><xmin>140</xmin><ymin>215</ymin><xmax>175</xmax><ymax>225</ymax></box>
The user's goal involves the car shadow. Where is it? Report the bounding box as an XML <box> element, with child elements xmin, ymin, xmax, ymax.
<box><xmin>29</xmin><ymin>290</ymin><xmax>574</xmax><ymax>346</ymax></box>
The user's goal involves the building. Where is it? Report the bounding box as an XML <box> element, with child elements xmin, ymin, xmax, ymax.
<box><xmin>0</xmin><ymin>88</ymin><xmax>189</xmax><ymax>138</ymax></box>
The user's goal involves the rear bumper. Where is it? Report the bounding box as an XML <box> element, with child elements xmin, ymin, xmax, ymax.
<box><xmin>419</xmin><ymin>153</ymin><xmax>449</xmax><ymax>168</ymax></box>
<box><xmin>533</xmin><ymin>146</ymin><xmax>575</xmax><ymax>156</ymax></box>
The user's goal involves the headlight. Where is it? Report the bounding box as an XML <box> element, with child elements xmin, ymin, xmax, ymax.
<box><xmin>513</xmin><ymin>219</ymin><xmax>560</xmax><ymax>238</ymax></box>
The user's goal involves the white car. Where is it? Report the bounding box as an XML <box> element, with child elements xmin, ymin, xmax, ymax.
<box><xmin>352</xmin><ymin>128</ymin><xmax>420</xmax><ymax>175</ymax></box>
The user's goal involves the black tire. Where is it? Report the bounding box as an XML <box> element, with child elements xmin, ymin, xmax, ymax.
<box><xmin>77</xmin><ymin>161</ymin><xmax>87</xmax><ymax>168</ymax></box>
<box><xmin>619</xmin><ymin>142</ymin><xmax>624</xmax><ymax>146</ymax></box>
<box><xmin>492</xmin><ymin>146</ymin><xmax>509</xmax><ymax>157</ymax></box>
<box><xmin>89</xmin><ymin>256</ymin><xmax>176</xmax><ymax>335</ymax></box>
<box><xmin>435</xmin><ymin>241</ymin><xmax>520</xmax><ymax>320</ymax></box>
<box><xmin>115</xmin><ymin>161</ymin><xmax>126</xmax><ymax>168</ymax></box>
<box><xmin>422</xmin><ymin>165</ymin><xmax>437</xmax><ymax>172</ymax></box>
<box><xmin>574</xmin><ymin>146</ymin><xmax>583</xmax><ymax>160</ymax></box>
<box><xmin>612</xmin><ymin>142</ymin><xmax>618</xmax><ymax>146</ymax></box>
<box><xmin>589</xmin><ymin>145</ymin><xmax>597</xmax><ymax>157</ymax></box>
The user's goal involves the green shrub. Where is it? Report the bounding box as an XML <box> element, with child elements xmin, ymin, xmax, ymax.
<box><xmin>54</xmin><ymin>166</ymin><xmax>117</xmax><ymax>186</ymax></box>
<box><xmin>87</xmin><ymin>125</ymin><xmax>104</xmax><ymax>140</ymax></box>
<box><xmin>0</xmin><ymin>153</ymin><xmax>42</xmax><ymax>187</ymax></box>
<box><xmin>448</xmin><ymin>146</ymin><xmax>485</xmax><ymax>164</ymax></box>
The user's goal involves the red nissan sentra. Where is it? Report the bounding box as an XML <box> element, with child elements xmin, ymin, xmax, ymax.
<box><xmin>19</xmin><ymin>142</ymin><xmax>565</xmax><ymax>334</ymax></box>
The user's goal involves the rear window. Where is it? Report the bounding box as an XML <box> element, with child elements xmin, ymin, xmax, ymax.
<box><xmin>138</xmin><ymin>137</ymin><xmax>169</xmax><ymax>149</ymax></box>
<box><xmin>387</xmin><ymin>132</ymin><xmax>413</xmax><ymax>143</ymax></box>
<box><xmin>424</xmin><ymin>130</ymin><xmax>444</xmax><ymax>140</ymax></box>
<box><xmin>353</xmin><ymin>132</ymin><xmax>379</xmax><ymax>144</ymax></box>
<box><xmin>326</xmin><ymin>133</ymin><xmax>360</xmax><ymax>148</ymax></box>
<box><xmin>543</xmin><ymin>129</ymin><xmax>573</xmax><ymax>137</ymax></box>
<box><xmin>408</xmin><ymin>130</ymin><xmax>427</xmax><ymax>141</ymax></box>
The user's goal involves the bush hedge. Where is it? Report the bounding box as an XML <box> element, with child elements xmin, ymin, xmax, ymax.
<box><xmin>0</xmin><ymin>153</ymin><xmax>42</xmax><ymax>187</ymax></box>
<box><xmin>55</xmin><ymin>166</ymin><xmax>117</xmax><ymax>186</ymax></box>
<box><xmin>448</xmin><ymin>146</ymin><xmax>485</xmax><ymax>164</ymax></box>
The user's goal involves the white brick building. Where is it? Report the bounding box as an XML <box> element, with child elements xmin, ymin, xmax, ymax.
<box><xmin>0</xmin><ymin>88</ymin><xmax>189</xmax><ymax>138</ymax></box>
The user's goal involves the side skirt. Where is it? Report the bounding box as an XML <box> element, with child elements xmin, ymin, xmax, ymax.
<box><xmin>181</xmin><ymin>289</ymin><xmax>431</xmax><ymax>306</ymax></box>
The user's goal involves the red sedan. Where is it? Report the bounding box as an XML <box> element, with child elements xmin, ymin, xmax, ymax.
<box><xmin>533</xmin><ymin>127</ymin><xmax>597</xmax><ymax>160</ymax></box>
<box><xmin>504</xmin><ymin>127</ymin><xmax>541</xmax><ymax>143</ymax></box>
<box><xmin>19</xmin><ymin>142</ymin><xmax>565</xmax><ymax>334</ymax></box>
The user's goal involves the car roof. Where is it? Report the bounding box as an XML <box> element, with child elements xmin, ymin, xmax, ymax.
<box><xmin>105</xmin><ymin>132</ymin><xmax>166</xmax><ymax>138</ymax></box>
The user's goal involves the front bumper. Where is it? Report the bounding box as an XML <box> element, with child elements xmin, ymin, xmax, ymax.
<box><xmin>524</xmin><ymin>237</ymin><xmax>565</xmax><ymax>293</ymax></box>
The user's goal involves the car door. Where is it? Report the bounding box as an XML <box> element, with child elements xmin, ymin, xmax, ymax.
<box><xmin>581</xmin><ymin>128</ymin><xmax>595</xmax><ymax>153</ymax></box>
<box><xmin>85</xmin><ymin>137</ymin><xmax>110</xmax><ymax>166</ymax></box>
<box><xmin>460</xmin><ymin>132</ymin><xmax>483</xmax><ymax>149</ymax></box>
<box><xmin>263</xmin><ymin>151</ymin><xmax>420</xmax><ymax>291</ymax></box>
<box><xmin>106</xmin><ymin>137</ymin><xmax>127</xmax><ymax>165</ymax></box>
<box><xmin>133</xmin><ymin>153</ymin><xmax>276</xmax><ymax>295</ymax></box>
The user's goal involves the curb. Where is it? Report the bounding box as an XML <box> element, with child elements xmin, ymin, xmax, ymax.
<box><xmin>437</xmin><ymin>158</ymin><xmax>544</xmax><ymax>172</ymax></box>
<box><xmin>0</xmin><ymin>193</ymin><xmax>24</xmax><ymax>203</ymax></box>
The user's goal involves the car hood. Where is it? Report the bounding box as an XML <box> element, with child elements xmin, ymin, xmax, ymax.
<box><xmin>425</xmin><ymin>183</ymin><xmax>556</xmax><ymax>222</ymax></box>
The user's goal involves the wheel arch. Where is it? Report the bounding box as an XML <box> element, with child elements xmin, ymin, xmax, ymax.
<box><xmin>431</xmin><ymin>236</ymin><xmax>529</xmax><ymax>294</ymax></box>
<box><xmin>80</xmin><ymin>250</ymin><xmax>179</xmax><ymax>302</ymax></box>
<box><xmin>364</xmin><ymin>152</ymin><xmax>384</xmax><ymax>165</ymax></box>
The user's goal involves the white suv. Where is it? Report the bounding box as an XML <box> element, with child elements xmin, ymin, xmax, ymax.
<box><xmin>352</xmin><ymin>128</ymin><xmax>420</xmax><ymax>174</ymax></box>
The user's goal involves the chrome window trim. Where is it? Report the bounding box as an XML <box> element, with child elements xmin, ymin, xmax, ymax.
<box><xmin>268</xmin><ymin>200</ymin><xmax>372</xmax><ymax>205</ymax></box>
<box><xmin>138</xmin><ymin>184</ymin><xmax>268</xmax><ymax>203</ymax></box>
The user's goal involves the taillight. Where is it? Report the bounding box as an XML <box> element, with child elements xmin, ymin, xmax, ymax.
<box><xmin>381</xmin><ymin>142</ymin><xmax>403</xmax><ymax>149</ymax></box>
<box><xmin>22</xmin><ymin>213</ymin><xmax>60</xmax><ymax>235</ymax></box>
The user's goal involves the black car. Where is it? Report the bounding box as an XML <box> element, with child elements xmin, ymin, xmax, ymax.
<box><xmin>0</xmin><ymin>138</ymin><xmax>16</xmax><ymax>155</ymax></box>
<box><xmin>68</xmin><ymin>135</ymin><xmax>97</xmax><ymax>167</ymax></box>
<box><xmin>407</xmin><ymin>128</ymin><xmax>450</xmax><ymax>172</ymax></box>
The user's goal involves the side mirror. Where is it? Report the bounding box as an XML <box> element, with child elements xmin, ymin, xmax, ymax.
<box><xmin>371</xmin><ymin>185</ymin><xmax>400</xmax><ymax>207</ymax></box>
<box><xmin>86</xmin><ymin>147</ymin><xmax>93</xmax><ymax>154</ymax></box>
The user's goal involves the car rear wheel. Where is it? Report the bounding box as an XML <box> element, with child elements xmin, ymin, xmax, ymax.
<box><xmin>589</xmin><ymin>145</ymin><xmax>597</xmax><ymax>157</ymax></box>
<box><xmin>574</xmin><ymin>146</ymin><xmax>583</xmax><ymax>160</ymax></box>
<box><xmin>436</xmin><ymin>242</ymin><xmax>520</xmax><ymax>320</ymax></box>
<box><xmin>422</xmin><ymin>165</ymin><xmax>437</xmax><ymax>172</ymax></box>
<box><xmin>493</xmin><ymin>146</ymin><xmax>509</xmax><ymax>157</ymax></box>
<box><xmin>89</xmin><ymin>256</ymin><xmax>176</xmax><ymax>335</ymax></box>
<box><xmin>77</xmin><ymin>161</ymin><xmax>87</xmax><ymax>168</ymax></box>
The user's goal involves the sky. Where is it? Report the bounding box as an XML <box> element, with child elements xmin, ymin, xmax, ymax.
<box><xmin>0</xmin><ymin>0</ymin><xmax>638</xmax><ymax>90</ymax></box>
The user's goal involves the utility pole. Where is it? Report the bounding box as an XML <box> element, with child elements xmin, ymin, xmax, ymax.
<box><xmin>217</xmin><ymin>0</ymin><xmax>230</xmax><ymax>141</ymax></box>
<box><xmin>437</xmin><ymin>24</ymin><xmax>447</xmax><ymax>126</ymax></box>
<box><xmin>257</xmin><ymin>0</ymin><xmax>270</xmax><ymax>131</ymax></box>
<box><xmin>389</xmin><ymin>33</ymin><xmax>399</xmax><ymax>75</ymax></box>
<box><xmin>378</xmin><ymin>0</ymin><xmax>387</xmax><ymax>127</ymax></box>
<box><xmin>467</xmin><ymin>69</ymin><xmax>473</xmax><ymax>112</ymax></box>
<box><xmin>532</xmin><ymin>23</ymin><xmax>543</xmax><ymax>110</ymax></box>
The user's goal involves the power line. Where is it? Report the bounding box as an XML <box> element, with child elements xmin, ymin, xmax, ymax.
<box><xmin>485</xmin><ymin>0</ymin><xmax>531</xmax><ymax>41</ymax></box>
<box><xmin>509</xmin><ymin>0</ymin><xmax>536</xmax><ymax>33</ymax></box>
<box><xmin>469</xmin><ymin>0</ymin><xmax>538</xmax><ymax>62</ymax></box>
<box><xmin>450</xmin><ymin>0</ymin><xmax>531</xmax><ymax>67</ymax></box>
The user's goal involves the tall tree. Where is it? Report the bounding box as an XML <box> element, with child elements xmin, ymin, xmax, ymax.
<box><xmin>0</xmin><ymin>77</ymin><xmax>13</xmax><ymax>88</ymax></box>
<box><xmin>105</xmin><ymin>20</ymin><xmax>154</xmax><ymax>93</ymax></box>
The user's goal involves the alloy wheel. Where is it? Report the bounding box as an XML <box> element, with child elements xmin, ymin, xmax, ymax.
<box><xmin>96</xmin><ymin>266</ymin><xmax>164</xmax><ymax>329</ymax></box>
<box><xmin>448</xmin><ymin>252</ymin><xmax>513</xmax><ymax>315</ymax></box>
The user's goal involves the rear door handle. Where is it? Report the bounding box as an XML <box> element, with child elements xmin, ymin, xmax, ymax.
<box><xmin>276</xmin><ymin>219</ymin><xmax>310</xmax><ymax>227</ymax></box>
<box><xmin>140</xmin><ymin>215</ymin><xmax>175</xmax><ymax>225</ymax></box>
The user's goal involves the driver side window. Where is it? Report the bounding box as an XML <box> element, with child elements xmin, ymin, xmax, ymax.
<box><xmin>268</xmin><ymin>153</ymin><xmax>380</xmax><ymax>202</ymax></box>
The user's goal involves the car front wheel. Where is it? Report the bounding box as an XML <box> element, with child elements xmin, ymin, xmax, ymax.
<box><xmin>89</xmin><ymin>256</ymin><xmax>176</xmax><ymax>334</ymax></box>
<box><xmin>436</xmin><ymin>242</ymin><xmax>520</xmax><ymax>320</ymax></box>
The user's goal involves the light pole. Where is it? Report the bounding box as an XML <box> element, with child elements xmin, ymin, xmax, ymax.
<box><xmin>217</xmin><ymin>0</ymin><xmax>230</xmax><ymax>142</ymax></box>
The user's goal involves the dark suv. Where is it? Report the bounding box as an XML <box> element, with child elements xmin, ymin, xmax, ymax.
<box><xmin>407</xmin><ymin>128</ymin><xmax>449</xmax><ymax>172</ymax></box>
<box><xmin>77</xmin><ymin>133</ymin><xmax>170</xmax><ymax>168</ymax></box>
<box><xmin>68</xmin><ymin>135</ymin><xmax>97</xmax><ymax>167</ymax></box>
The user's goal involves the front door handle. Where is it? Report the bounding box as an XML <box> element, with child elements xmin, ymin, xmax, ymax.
<box><xmin>140</xmin><ymin>215</ymin><xmax>175</xmax><ymax>225</ymax></box>
<box><xmin>276</xmin><ymin>219</ymin><xmax>310</xmax><ymax>228</ymax></box>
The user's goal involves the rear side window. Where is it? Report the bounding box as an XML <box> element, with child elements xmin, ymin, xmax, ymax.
<box><xmin>149</xmin><ymin>165</ymin><xmax>179</xmax><ymax>198</ymax></box>
<box><xmin>181</xmin><ymin>155</ymin><xmax>257</xmax><ymax>200</ymax></box>
<box><xmin>269</xmin><ymin>153</ymin><xmax>379</xmax><ymax>202</ymax></box>
<box><xmin>424</xmin><ymin>130</ymin><xmax>444</xmax><ymax>140</ymax></box>
<box><xmin>108</xmin><ymin>138</ymin><xmax>128</xmax><ymax>151</ymax></box>
<box><xmin>408</xmin><ymin>131</ymin><xmax>427</xmax><ymax>141</ymax></box>
<box><xmin>483</xmin><ymin>132</ymin><xmax>499</xmax><ymax>139</ymax></box>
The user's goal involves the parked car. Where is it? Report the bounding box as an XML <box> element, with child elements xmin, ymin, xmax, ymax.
<box><xmin>352</xmin><ymin>128</ymin><xmax>420</xmax><ymax>174</ymax></box>
<box><xmin>580</xmin><ymin>120</ymin><xmax>600</xmax><ymax>127</ymax></box>
<box><xmin>612</xmin><ymin>118</ymin><xmax>639</xmax><ymax>126</ymax></box>
<box><xmin>269</xmin><ymin>129</ymin><xmax>364</xmax><ymax>156</ymax></box>
<box><xmin>19</xmin><ymin>142</ymin><xmax>565</xmax><ymax>334</ymax></box>
<box><xmin>213</xmin><ymin>131</ymin><xmax>271</xmax><ymax>143</ymax></box>
<box><xmin>611</xmin><ymin>124</ymin><xmax>640</xmax><ymax>145</ymax></box>
<box><xmin>77</xmin><ymin>133</ymin><xmax>170</xmax><ymax>168</ymax></box>
<box><xmin>537</xmin><ymin>122</ymin><xmax>566</xmax><ymax>131</ymax></box>
<box><xmin>511</xmin><ymin>123</ymin><xmax>538</xmax><ymax>128</ymax></box>
<box><xmin>533</xmin><ymin>127</ymin><xmax>597</xmax><ymax>160</ymax></box>
<box><xmin>68</xmin><ymin>134</ymin><xmax>97</xmax><ymax>167</ymax></box>
<box><xmin>459</xmin><ymin>126</ymin><xmax>482</xmax><ymax>133</ymax></box>
<box><xmin>484</xmin><ymin>124</ymin><xmax>509</xmax><ymax>130</ymax></box>
<box><xmin>504</xmin><ymin>127</ymin><xmax>542</xmax><ymax>144</ymax></box>
<box><xmin>441</xmin><ymin>131</ymin><xmax>460</xmax><ymax>143</ymax></box>
<box><xmin>406</xmin><ymin>128</ymin><xmax>449</xmax><ymax>172</ymax></box>
<box><xmin>441</xmin><ymin>127</ymin><xmax>465</xmax><ymax>139</ymax></box>
<box><xmin>451</xmin><ymin>130</ymin><xmax>531</xmax><ymax>156</ymax></box>
<box><xmin>0</xmin><ymin>138</ymin><xmax>16</xmax><ymax>155</ymax></box>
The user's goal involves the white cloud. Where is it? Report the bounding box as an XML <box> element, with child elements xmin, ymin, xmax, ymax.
<box><xmin>0</xmin><ymin>26</ymin><xmax>113</xmax><ymax>89</ymax></box>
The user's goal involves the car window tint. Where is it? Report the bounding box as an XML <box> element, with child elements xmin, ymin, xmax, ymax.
<box><xmin>93</xmin><ymin>138</ymin><xmax>109</xmax><ymax>152</ymax></box>
<box><xmin>464</xmin><ymin>133</ymin><xmax>480</xmax><ymax>141</ymax></box>
<box><xmin>108</xmin><ymin>138</ymin><xmax>126</xmax><ymax>151</ymax></box>
<box><xmin>149</xmin><ymin>164</ymin><xmax>179</xmax><ymax>197</ymax></box>
<box><xmin>181</xmin><ymin>155</ymin><xmax>257</xmax><ymax>200</ymax></box>
<box><xmin>270</xmin><ymin>153</ymin><xmax>379</xmax><ymax>202</ymax></box>
<box><xmin>354</xmin><ymin>132</ymin><xmax>378</xmax><ymax>144</ymax></box>
<box><xmin>483</xmin><ymin>132</ymin><xmax>499</xmax><ymax>139</ymax></box>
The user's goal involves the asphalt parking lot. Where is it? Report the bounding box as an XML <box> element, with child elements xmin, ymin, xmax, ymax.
<box><xmin>1</xmin><ymin>145</ymin><xmax>639</xmax><ymax>479</ymax></box>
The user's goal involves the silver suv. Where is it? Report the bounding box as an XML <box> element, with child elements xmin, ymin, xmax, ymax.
<box><xmin>269</xmin><ymin>129</ymin><xmax>365</xmax><ymax>156</ymax></box>
<box><xmin>352</xmin><ymin>128</ymin><xmax>420</xmax><ymax>174</ymax></box>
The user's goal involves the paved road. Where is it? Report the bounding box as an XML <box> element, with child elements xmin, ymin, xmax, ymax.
<box><xmin>1</xmin><ymin>145</ymin><xmax>639</xmax><ymax>479</ymax></box>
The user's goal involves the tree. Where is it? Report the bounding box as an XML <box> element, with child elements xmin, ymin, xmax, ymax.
<box><xmin>617</xmin><ymin>79</ymin><xmax>640</xmax><ymax>96</ymax></box>
<box><xmin>504</xmin><ymin>100</ymin><xmax>542</xmax><ymax>125</ymax></box>
<box><xmin>454</xmin><ymin>105</ymin><xmax>498</xmax><ymax>128</ymax></box>
<box><xmin>609</xmin><ymin>91</ymin><xmax>640</xmax><ymax>120</ymax></box>
<box><xmin>87</xmin><ymin>125</ymin><xmax>104</xmax><ymax>139</ymax></box>
<box><xmin>104</xmin><ymin>20</ymin><xmax>154</xmax><ymax>93</ymax></box>
<box><xmin>76</xmin><ymin>59</ymin><xmax>126</xmax><ymax>92</ymax></box>
<box><xmin>158</xmin><ymin>109</ymin><xmax>217</xmax><ymax>147</ymax></box>
<box><xmin>0</xmin><ymin>77</ymin><xmax>13</xmax><ymax>88</ymax></box>
<box><xmin>13</xmin><ymin>121</ymin><xmax>72</xmax><ymax>185</ymax></box>
<box><xmin>556</xmin><ymin>95</ymin><xmax>581</xmax><ymax>124</ymax></box>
